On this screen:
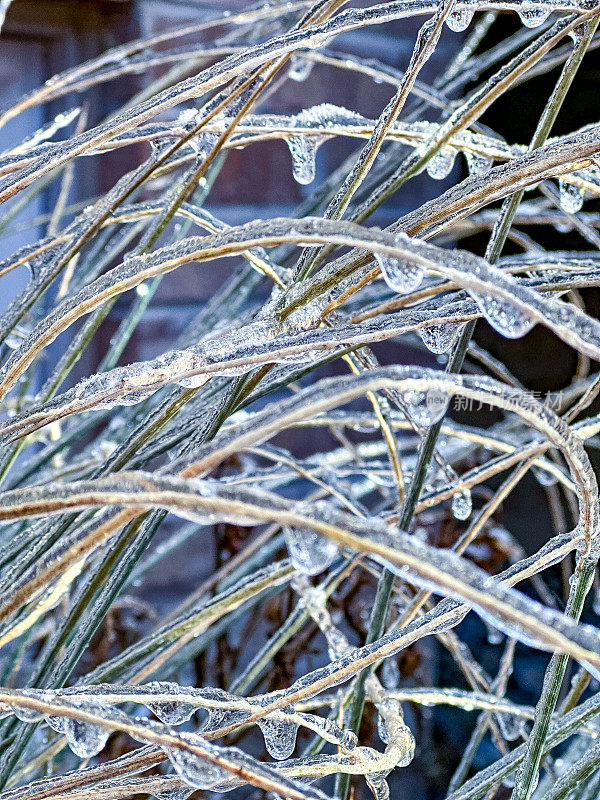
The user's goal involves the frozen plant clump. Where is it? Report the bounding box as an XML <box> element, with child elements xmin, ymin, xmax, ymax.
<box><xmin>0</xmin><ymin>2</ymin><xmax>598</xmax><ymax>800</ymax></box>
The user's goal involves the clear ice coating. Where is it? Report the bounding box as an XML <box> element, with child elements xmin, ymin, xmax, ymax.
<box><xmin>558</xmin><ymin>179</ymin><xmax>585</xmax><ymax>214</ymax></box>
<box><xmin>257</xmin><ymin>714</ymin><xmax>299</xmax><ymax>760</ymax></box>
<box><xmin>419</xmin><ymin>322</ymin><xmax>466</xmax><ymax>354</ymax></box>
<box><xmin>287</xmin><ymin>135</ymin><xmax>321</xmax><ymax>185</ymax></box>
<box><xmin>402</xmin><ymin>389</ymin><xmax>449</xmax><ymax>427</ymax></box>
<box><xmin>426</xmin><ymin>148</ymin><xmax>456</xmax><ymax>180</ymax></box>
<box><xmin>446</xmin><ymin>8</ymin><xmax>474</xmax><ymax>32</ymax></box>
<box><xmin>283</xmin><ymin>526</ymin><xmax>337</xmax><ymax>575</ymax></box>
<box><xmin>375</xmin><ymin>252</ymin><xmax>423</xmax><ymax>294</ymax></box>
<box><xmin>451</xmin><ymin>488</ymin><xmax>472</xmax><ymax>521</ymax></box>
<box><xmin>165</xmin><ymin>739</ymin><xmax>227</xmax><ymax>790</ymax></box>
<box><xmin>471</xmin><ymin>293</ymin><xmax>535</xmax><ymax>338</ymax></box>
<box><xmin>517</xmin><ymin>2</ymin><xmax>550</xmax><ymax>27</ymax></box>
<box><xmin>144</xmin><ymin>682</ymin><xmax>195</xmax><ymax>725</ymax></box>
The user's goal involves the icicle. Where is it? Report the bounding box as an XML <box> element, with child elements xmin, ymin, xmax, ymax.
<box><xmin>517</xmin><ymin>2</ymin><xmax>550</xmax><ymax>27</ymax></box>
<box><xmin>287</xmin><ymin>136</ymin><xmax>321</xmax><ymax>185</ymax></box>
<box><xmin>471</xmin><ymin>293</ymin><xmax>535</xmax><ymax>338</ymax></box>
<box><xmin>144</xmin><ymin>682</ymin><xmax>195</xmax><ymax>725</ymax></box>
<box><xmin>451</xmin><ymin>488</ymin><xmax>472</xmax><ymax>521</ymax></box>
<box><xmin>419</xmin><ymin>322</ymin><xmax>466</xmax><ymax>354</ymax></box>
<box><xmin>283</xmin><ymin>526</ymin><xmax>337</xmax><ymax>575</ymax></box>
<box><xmin>375</xmin><ymin>252</ymin><xmax>423</xmax><ymax>294</ymax></box>
<box><xmin>426</xmin><ymin>148</ymin><xmax>456</xmax><ymax>180</ymax></box>
<box><xmin>446</xmin><ymin>8</ymin><xmax>474</xmax><ymax>32</ymax></box>
<box><xmin>558</xmin><ymin>179</ymin><xmax>584</xmax><ymax>214</ymax></box>
<box><xmin>257</xmin><ymin>713</ymin><xmax>298</xmax><ymax>760</ymax></box>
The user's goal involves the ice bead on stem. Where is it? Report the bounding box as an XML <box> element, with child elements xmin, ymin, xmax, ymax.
<box><xmin>257</xmin><ymin>713</ymin><xmax>298</xmax><ymax>760</ymax></box>
<box><xmin>518</xmin><ymin>2</ymin><xmax>550</xmax><ymax>27</ymax></box>
<box><xmin>165</xmin><ymin>736</ymin><xmax>227</xmax><ymax>790</ymax></box>
<box><xmin>559</xmin><ymin>179</ymin><xmax>584</xmax><ymax>214</ymax></box>
<box><xmin>403</xmin><ymin>389</ymin><xmax>449</xmax><ymax>427</ymax></box>
<box><xmin>376</xmin><ymin>252</ymin><xmax>423</xmax><ymax>294</ymax></box>
<box><xmin>63</xmin><ymin>700</ymin><xmax>111</xmax><ymax>758</ymax></box>
<box><xmin>283</xmin><ymin>526</ymin><xmax>337</xmax><ymax>575</ymax></box>
<box><xmin>426</xmin><ymin>148</ymin><xmax>456</xmax><ymax>180</ymax></box>
<box><xmin>465</xmin><ymin>150</ymin><xmax>493</xmax><ymax>175</ymax></box>
<box><xmin>144</xmin><ymin>682</ymin><xmax>195</xmax><ymax>725</ymax></box>
<box><xmin>419</xmin><ymin>322</ymin><xmax>466</xmax><ymax>354</ymax></box>
<box><xmin>471</xmin><ymin>293</ymin><xmax>535</xmax><ymax>338</ymax></box>
<box><xmin>451</xmin><ymin>488</ymin><xmax>472</xmax><ymax>521</ymax></box>
<box><xmin>446</xmin><ymin>7</ymin><xmax>474</xmax><ymax>32</ymax></box>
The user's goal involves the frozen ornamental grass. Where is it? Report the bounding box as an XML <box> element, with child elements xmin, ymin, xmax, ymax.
<box><xmin>0</xmin><ymin>1</ymin><xmax>600</xmax><ymax>799</ymax></box>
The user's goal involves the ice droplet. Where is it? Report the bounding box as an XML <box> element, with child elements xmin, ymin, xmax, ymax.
<box><xmin>64</xmin><ymin>702</ymin><xmax>110</xmax><ymax>758</ymax></box>
<box><xmin>558</xmin><ymin>179</ymin><xmax>584</xmax><ymax>214</ymax></box>
<box><xmin>518</xmin><ymin>3</ymin><xmax>550</xmax><ymax>27</ymax></box>
<box><xmin>257</xmin><ymin>714</ymin><xmax>298</xmax><ymax>760</ymax></box>
<box><xmin>144</xmin><ymin>682</ymin><xmax>195</xmax><ymax>725</ymax></box>
<box><xmin>376</xmin><ymin>252</ymin><xmax>423</xmax><ymax>294</ymax></box>
<box><xmin>465</xmin><ymin>151</ymin><xmax>493</xmax><ymax>176</ymax></box>
<box><xmin>289</xmin><ymin>55</ymin><xmax>313</xmax><ymax>82</ymax></box>
<box><xmin>472</xmin><ymin>293</ymin><xmax>535</xmax><ymax>338</ymax></box>
<box><xmin>11</xmin><ymin>705</ymin><xmax>43</xmax><ymax>723</ymax></box>
<box><xmin>166</xmin><ymin>740</ymin><xmax>227</xmax><ymax>790</ymax></box>
<box><xmin>452</xmin><ymin>488</ymin><xmax>472</xmax><ymax>521</ymax></box>
<box><xmin>403</xmin><ymin>389</ymin><xmax>449</xmax><ymax>426</ymax></box>
<box><xmin>446</xmin><ymin>8</ymin><xmax>474</xmax><ymax>32</ymax></box>
<box><xmin>287</xmin><ymin>135</ymin><xmax>321</xmax><ymax>184</ymax></box>
<box><xmin>283</xmin><ymin>527</ymin><xmax>337</xmax><ymax>575</ymax></box>
<box><xmin>426</xmin><ymin>148</ymin><xmax>456</xmax><ymax>180</ymax></box>
<box><xmin>419</xmin><ymin>322</ymin><xmax>466</xmax><ymax>354</ymax></box>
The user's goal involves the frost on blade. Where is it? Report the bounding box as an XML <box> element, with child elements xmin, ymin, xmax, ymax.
<box><xmin>283</xmin><ymin>526</ymin><xmax>337</xmax><ymax>575</ymax></box>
